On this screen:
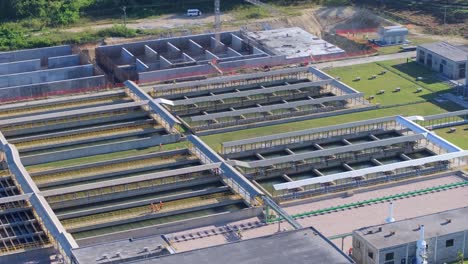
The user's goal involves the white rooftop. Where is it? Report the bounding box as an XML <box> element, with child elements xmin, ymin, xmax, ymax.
<box><xmin>247</xmin><ymin>27</ymin><xmax>345</xmax><ymax>59</ymax></box>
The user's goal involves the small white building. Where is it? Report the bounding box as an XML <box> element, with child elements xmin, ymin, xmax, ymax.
<box><xmin>378</xmin><ymin>26</ymin><xmax>408</xmax><ymax>45</ymax></box>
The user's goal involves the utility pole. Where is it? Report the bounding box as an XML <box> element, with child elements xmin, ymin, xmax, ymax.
<box><xmin>122</xmin><ymin>6</ymin><xmax>127</xmax><ymax>27</ymax></box>
<box><xmin>443</xmin><ymin>0</ymin><xmax>447</xmax><ymax>35</ymax></box>
<box><xmin>214</xmin><ymin>0</ymin><xmax>221</xmax><ymax>45</ymax></box>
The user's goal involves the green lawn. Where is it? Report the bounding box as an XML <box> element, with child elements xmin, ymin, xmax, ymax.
<box><xmin>201</xmin><ymin>102</ymin><xmax>449</xmax><ymax>152</ymax></box>
<box><xmin>377</xmin><ymin>36</ymin><xmax>436</xmax><ymax>55</ymax></box>
<box><xmin>434</xmin><ymin>124</ymin><xmax>468</xmax><ymax>150</ymax></box>
<box><xmin>378</xmin><ymin>59</ymin><xmax>452</xmax><ymax>93</ymax></box>
<box><xmin>325</xmin><ymin>59</ymin><xmax>456</xmax><ymax>112</ymax></box>
<box><xmin>325</xmin><ymin>63</ymin><xmax>433</xmax><ymax>106</ymax></box>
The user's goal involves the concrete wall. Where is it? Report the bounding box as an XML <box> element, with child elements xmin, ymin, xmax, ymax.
<box><xmin>49</xmin><ymin>177</ymin><xmax>217</xmax><ymax>209</ymax></box>
<box><xmin>195</xmin><ymin>105</ymin><xmax>378</xmax><ymax>136</ymax></box>
<box><xmin>31</xmin><ymin>149</ymin><xmax>188</xmax><ymax>177</ymax></box>
<box><xmin>138</xmin><ymin>64</ymin><xmax>215</xmax><ymax>83</ymax></box>
<box><xmin>21</xmin><ymin>134</ymin><xmax>180</xmax><ymax>166</ymax></box>
<box><xmin>0</xmin><ymin>75</ymin><xmax>106</xmax><ymax>103</ymax></box>
<box><xmin>137</xmin><ymin>55</ymin><xmax>289</xmax><ymax>83</ymax></box>
<box><xmin>69</xmin><ymin>200</ymin><xmax>241</xmax><ymax>234</ymax></box>
<box><xmin>76</xmin><ymin>206</ymin><xmax>262</xmax><ymax>247</ymax></box>
<box><xmin>96</xmin><ymin>31</ymin><xmax>285</xmax><ymax>82</ymax></box>
<box><xmin>375</xmin><ymin>230</ymin><xmax>468</xmax><ymax>264</ymax></box>
<box><xmin>0</xmin><ymin>59</ymin><xmax>41</xmax><ymax>75</ymax></box>
<box><xmin>2</xmin><ymin>111</ymin><xmax>146</xmax><ymax>137</ymax></box>
<box><xmin>416</xmin><ymin>47</ymin><xmax>462</xmax><ymax>79</ymax></box>
<box><xmin>0</xmin><ymin>64</ymin><xmax>94</xmax><ymax>88</ymax></box>
<box><xmin>48</xmin><ymin>54</ymin><xmax>80</xmax><ymax>69</ymax></box>
<box><xmin>20</xmin><ymin>127</ymin><xmax>164</xmax><ymax>153</ymax></box>
<box><xmin>8</xmin><ymin>118</ymin><xmax>144</xmax><ymax>144</ymax></box>
<box><xmin>0</xmin><ymin>45</ymin><xmax>72</xmax><ymax>63</ymax></box>
<box><xmin>218</xmin><ymin>55</ymin><xmax>287</xmax><ymax>71</ymax></box>
<box><xmin>39</xmin><ymin>159</ymin><xmax>198</xmax><ymax>189</ymax></box>
<box><xmin>59</xmin><ymin>187</ymin><xmax>229</xmax><ymax>220</ymax></box>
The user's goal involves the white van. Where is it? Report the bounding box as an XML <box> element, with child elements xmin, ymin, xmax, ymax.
<box><xmin>187</xmin><ymin>9</ymin><xmax>202</xmax><ymax>17</ymax></box>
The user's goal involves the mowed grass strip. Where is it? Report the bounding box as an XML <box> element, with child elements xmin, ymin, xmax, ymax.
<box><xmin>325</xmin><ymin>61</ymin><xmax>444</xmax><ymax>106</ymax></box>
<box><xmin>434</xmin><ymin>124</ymin><xmax>468</xmax><ymax>150</ymax></box>
<box><xmin>201</xmin><ymin>102</ymin><xmax>448</xmax><ymax>152</ymax></box>
<box><xmin>378</xmin><ymin>59</ymin><xmax>452</xmax><ymax>92</ymax></box>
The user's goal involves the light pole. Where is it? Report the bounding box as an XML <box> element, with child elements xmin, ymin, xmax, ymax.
<box><xmin>122</xmin><ymin>6</ymin><xmax>127</xmax><ymax>27</ymax></box>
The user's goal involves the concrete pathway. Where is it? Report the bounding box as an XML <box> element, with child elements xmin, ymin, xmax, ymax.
<box><xmin>315</xmin><ymin>51</ymin><xmax>416</xmax><ymax>69</ymax></box>
<box><xmin>168</xmin><ymin>173</ymin><xmax>467</xmax><ymax>253</ymax></box>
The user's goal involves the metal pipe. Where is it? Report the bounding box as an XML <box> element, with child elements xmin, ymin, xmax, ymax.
<box><xmin>385</xmin><ymin>202</ymin><xmax>395</xmax><ymax>223</ymax></box>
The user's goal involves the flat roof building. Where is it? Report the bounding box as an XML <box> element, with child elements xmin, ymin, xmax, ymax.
<box><xmin>417</xmin><ymin>42</ymin><xmax>468</xmax><ymax>80</ymax></box>
<box><xmin>246</xmin><ymin>27</ymin><xmax>345</xmax><ymax>59</ymax></box>
<box><xmin>377</xmin><ymin>26</ymin><xmax>408</xmax><ymax>46</ymax></box>
<box><xmin>71</xmin><ymin>227</ymin><xmax>354</xmax><ymax>264</ymax></box>
<box><xmin>137</xmin><ymin>227</ymin><xmax>354</xmax><ymax>264</ymax></box>
<box><xmin>352</xmin><ymin>206</ymin><xmax>468</xmax><ymax>264</ymax></box>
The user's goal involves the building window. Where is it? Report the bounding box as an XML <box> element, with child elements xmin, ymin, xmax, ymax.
<box><xmin>441</xmin><ymin>59</ymin><xmax>447</xmax><ymax>65</ymax></box>
<box><xmin>368</xmin><ymin>251</ymin><xmax>374</xmax><ymax>259</ymax></box>
<box><xmin>386</xmin><ymin>252</ymin><xmax>395</xmax><ymax>261</ymax></box>
<box><xmin>446</xmin><ymin>239</ymin><xmax>454</xmax><ymax>247</ymax></box>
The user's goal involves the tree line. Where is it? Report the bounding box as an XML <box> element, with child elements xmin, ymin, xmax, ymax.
<box><xmin>0</xmin><ymin>0</ymin><xmax>236</xmax><ymax>26</ymax></box>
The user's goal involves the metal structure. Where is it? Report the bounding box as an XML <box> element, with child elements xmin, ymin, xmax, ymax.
<box><xmin>0</xmin><ymin>132</ymin><xmax>77</xmax><ymax>262</ymax></box>
<box><xmin>214</xmin><ymin>0</ymin><xmax>221</xmax><ymax>44</ymax></box>
<box><xmin>222</xmin><ymin>115</ymin><xmax>467</xmax><ymax>201</ymax></box>
<box><xmin>187</xmin><ymin>135</ymin><xmax>302</xmax><ymax>229</ymax></box>
<box><xmin>141</xmin><ymin>67</ymin><xmax>372</xmax><ymax>134</ymax></box>
<box><xmin>409</xmin><ymin>109</ymin><xmax>468</xmax><ymax>129</ymax></box>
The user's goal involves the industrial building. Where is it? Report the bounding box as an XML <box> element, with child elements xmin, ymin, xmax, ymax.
<box><xmin>96</xmin><ymin>31</ymin><xmax>281</xmax><ymax>83</ymax></box>
<box><xmin>221</xmin><ymin>114</ymin><xmax>467</xmax><ymax>201</ymax></box>
<box><xmin>417</xmin><ymin>42</ymin><xmax>468</xmax><ymax>80</ymax></box>
<box><xmin>0</xmin><ymin>45</ymin><xmax>107</xmax><ymax>103</ymax></box>
<box><xmin>0</xmin><ymin>80</ymin><xmax>287</xmax><ymax>263</ymax></box>
<box><xmin>71</xmin><ymin>227</ymin><xmax>354</xmax><ymax>264</ymax></box>
<box><xmin>352</xmin><ymin>207</ymin><xmax>468</xmax><ymax>264</ymax></box>
<box><xmin>245</xmin><ymin>27</ymin><xmax>345</xmax><ymax>59</ymax></box>
<box><xmin>138</xmin><ymin>66</ymin><xmax>373</xmax><ymax>134</ymax></box>
<box><xmin>0</xmin><ymin>27</ymin><xmax>467</xmax><ymax>264</ymax></box>
<box><xmin>0</xmin><ymin>156</ymin><xmax>52</xmax><ymax>256</ymax></box>
<box><xmin>376</xmin><ymin>26</ymin><xmax>408</xmax><ymax>46</ymax></box>
<box><xmin>96</xmin><ymin>28</ymin><xmax>347</xmax><ymax>84</ymax></box>
<box><xmin>0</xmin><ymin>81</ymin><xmax>276</xmax><ymax>250</ymax></box>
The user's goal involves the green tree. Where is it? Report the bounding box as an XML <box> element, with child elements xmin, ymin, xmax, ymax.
<box><xmin>13</xmin><ymin>0</ymin><xmax>93</xmax><ymax>26</ymax></box>
<box><xmin>0</xmin><ymin>24</ymin><xmax>27</xmax><ymax>51</ymax></box>
<box><xmin>457</xmin><ymin>249</ymin><xmax>464</xmax><ymax>264</ymax></box>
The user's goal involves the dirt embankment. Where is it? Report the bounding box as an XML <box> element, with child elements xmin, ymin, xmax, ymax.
<box><xmin>315</xmin><ymin>6</ymin><xmax>394</xmax><ymax>32</ymax></box>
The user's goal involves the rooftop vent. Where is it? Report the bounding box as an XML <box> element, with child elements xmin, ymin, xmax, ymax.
<box><xmin>442</xmin><ymin>218</ymin><xmax>452</xmax><ymax>225</ymax></box>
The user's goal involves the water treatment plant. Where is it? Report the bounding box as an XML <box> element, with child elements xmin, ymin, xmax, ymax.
<box><xmin>0</xmin><ymin>5</ymin><xmax>467</xmax><ymax>263</ymax></box>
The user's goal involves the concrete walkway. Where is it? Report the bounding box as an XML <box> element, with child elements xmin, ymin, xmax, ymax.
<box><xmin>315</xmin><ymin>51</ymin><xmax>416</xmax><ymax>69</ymax></box>
<box><xmin>168</xmin><ymin>173</ymin><xmax>467</xmax><ymax>253</ymax></box>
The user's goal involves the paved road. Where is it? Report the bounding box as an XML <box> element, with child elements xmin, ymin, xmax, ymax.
<box><xmin>315</xmin><ymin>51</ymin><xmax>417</xmax><ymax>69</ymax></box>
